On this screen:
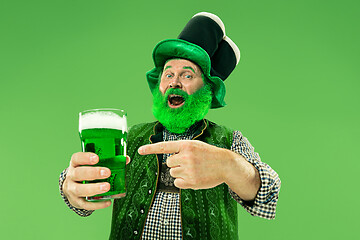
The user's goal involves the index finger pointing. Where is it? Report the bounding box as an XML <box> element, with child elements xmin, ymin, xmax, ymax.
<box><xmin>138</xmin><ymin>141</ymin><xmax>181</xmax><ymax>155</ymax></box>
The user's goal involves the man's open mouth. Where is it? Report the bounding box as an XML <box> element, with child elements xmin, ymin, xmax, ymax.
<box><xmin>168</xmin><ymin>94</ymin><xmax>185</xmax><ymax>108</ymax></box>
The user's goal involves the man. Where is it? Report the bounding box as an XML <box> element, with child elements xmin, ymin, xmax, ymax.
<box><xmin>59</xmin><ymin>12</ymin><xmax>281</xmax><ymax>239</ymax></box>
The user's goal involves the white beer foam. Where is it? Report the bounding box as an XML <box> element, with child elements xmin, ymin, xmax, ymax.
<box><xmin>79</xmin><ymin>111</ymin><xmax>128</xmax><ymax>133</ymax></box>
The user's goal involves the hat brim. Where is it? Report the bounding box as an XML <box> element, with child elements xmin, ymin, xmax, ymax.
<box><xmin>146</xmin><ymin>39</ymin><xmax>226</xmax><ymax>109</ymax></box>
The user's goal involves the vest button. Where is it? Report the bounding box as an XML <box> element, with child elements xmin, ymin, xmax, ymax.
<box><xmin>140</xmin><ymin>209</ymin><xmax>144</xmax><ymax>214</ymax></box>
<box><xmin>134</xmin><ymin>230</ymin><xmax>138</xmax><ymax>235</ymax></box>
<box><xmin>148</xmin><ymin>189</ymin><xmax>152</xmax><ymax>194</ymax></box>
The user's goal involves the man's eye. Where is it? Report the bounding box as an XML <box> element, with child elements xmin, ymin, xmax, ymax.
<box><xmin>166</xmin><ymin>74</ymin><xmax>172</xmax><ymax>78</ymax></box>
<box><xmin>184</xmin><ymin>75</ymin><xmax>192</xmax><ymax>79</ymax></box>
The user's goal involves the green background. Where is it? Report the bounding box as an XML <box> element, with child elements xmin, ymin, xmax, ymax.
<box><xmin>1</xmin><ymin>0</ymin><xmax>359</xmax><ymax>239</ymax></box>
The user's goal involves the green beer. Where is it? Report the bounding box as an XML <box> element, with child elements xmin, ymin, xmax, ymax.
<box><xmin>79</xmin><ymin>109</ymin><xmax>127</xmax><ymax>201</ymax></box>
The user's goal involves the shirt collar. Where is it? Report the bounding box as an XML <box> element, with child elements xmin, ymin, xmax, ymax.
<box><xmin>151</xmin><ymin>119</ymin><xmax>208</xmax><ymax>143</ymax></box>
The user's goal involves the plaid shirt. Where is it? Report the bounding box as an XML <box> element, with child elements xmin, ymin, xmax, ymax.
<box><xmin>59</xmin><ymin>124</ymin><xmax>281</xmax><ymax>239</ymax></box>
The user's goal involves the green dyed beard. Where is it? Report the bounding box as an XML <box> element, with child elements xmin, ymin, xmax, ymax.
<box><xmin>152</xmin><ymin>84</ymin><xmax>212</xmax><ymax>134</ymax></box>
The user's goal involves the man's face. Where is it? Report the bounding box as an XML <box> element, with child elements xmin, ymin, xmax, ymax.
<box><xmin>159</xmin><ymin>59</ymin><xmax>204</xmax><ymax>109</ymax></box>
<box><xmin>152</xmin><ymin>59</ymin><xmax>212</xmax><ymax>134</ymax></box>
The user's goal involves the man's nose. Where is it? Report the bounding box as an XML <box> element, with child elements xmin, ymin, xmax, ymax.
<box><xmin>169</xmin><ymin>76</ymin><xmax>182</xmax><ymax>89</ymax></box>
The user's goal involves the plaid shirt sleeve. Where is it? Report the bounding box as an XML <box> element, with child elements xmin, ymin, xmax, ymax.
<box><xmin>228</xmin><ymin>130</ymin><xmax>281</xmax><ymax>219</ymax></box>
<box><xmin>59</xmin><ymin>168</ymin><xmax>94</xmax><ymax>217</ymax></box>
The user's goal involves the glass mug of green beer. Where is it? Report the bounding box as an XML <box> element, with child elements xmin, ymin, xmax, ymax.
<box><xmin>79</xmin><ymin>108</ymin><xmax>127</xmax><ymax>201</ymax></box>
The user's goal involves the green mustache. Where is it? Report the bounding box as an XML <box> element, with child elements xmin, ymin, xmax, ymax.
<box><xmin>164</xmin><ymin>88</ymin><xmax>189</xmax><ymax>100</ymax></box>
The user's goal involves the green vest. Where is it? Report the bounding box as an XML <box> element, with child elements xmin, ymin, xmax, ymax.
<box><xmin>109</xmin><ymin>119</ymin><xmax>238</xmax><ymax>240</ymax></box>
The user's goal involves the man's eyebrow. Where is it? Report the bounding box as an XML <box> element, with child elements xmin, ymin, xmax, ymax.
<box><xmin>164</xmin><ymin>66</ymin><xmax>172</xmax><ymax>71</ymax></box>
<box><xmin>183</xmin><ymin>66</ymin><xmax>195</xmax><ymax>73</ymax></box>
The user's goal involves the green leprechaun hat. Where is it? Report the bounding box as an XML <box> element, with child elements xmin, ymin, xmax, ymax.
<box><xmin>146</xmin><ymin>12</ymin><xmax>240</xmax><ymax>108</ymax></box>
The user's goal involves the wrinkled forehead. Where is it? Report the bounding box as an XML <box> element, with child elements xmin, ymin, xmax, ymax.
<box><xmin>163</xmin><ymin>58</ymin><xmax>202</xmax><ymax>73</ymax></box>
